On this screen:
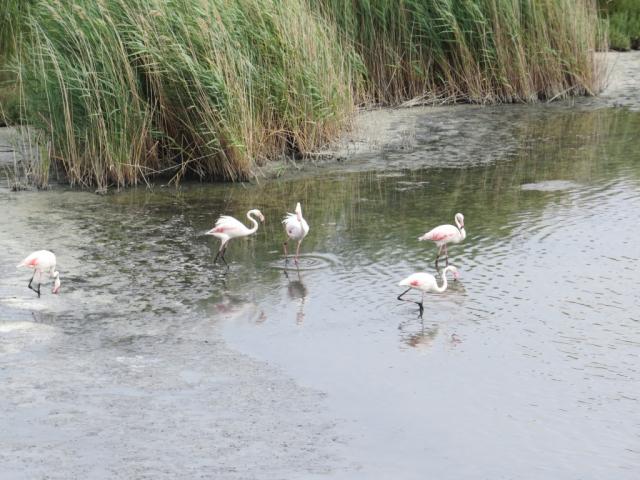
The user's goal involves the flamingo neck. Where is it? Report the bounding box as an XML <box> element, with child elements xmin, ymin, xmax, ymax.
<box><xmin>246</xmin><ymin>211</ymin><xmax>259</xmax><ymax>234</ymax></box>
<box><xmin>52</xmin><ymin>271</ymin><xmax>61</xmax><ymax>292</ymax></box>
<box><xmin>434</xmin><ymin>268</ymin><xmax>452</xmax><ymax>293</ymax></box>
<box><xmin>455</xmin><ymin>218</ymin><xmax>466</xmax><ymax>240</ymax></box>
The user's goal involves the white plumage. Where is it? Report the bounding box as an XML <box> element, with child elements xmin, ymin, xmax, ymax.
<box><xmin>17</xmin><ymin>250</ymin><xmax>61</xmax><ymax>297</ymax></box>
<box><xmin>206</xmin><ymin>209</ymin><xmax>265</xmax><ymax>268</ymax></box>
<box><xmin>397</xmin><ymin>265</ymin><xmax>459</xmax><ymax>317</ymax></box>
<box><xmin>418</xmin><ymin>212</ymin><xmax>466</xmax><ymax>269</ymax></box>
<box><xmin>282</xmin><ymin>202</ymin><xmax>309</xmax><ymax>265</ymax></box>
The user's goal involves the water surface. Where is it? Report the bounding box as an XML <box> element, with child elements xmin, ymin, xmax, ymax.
<box><xmin>1</xmin><ymin>107</ymin><xmax>639</xmax><ymax>479</ymax></box>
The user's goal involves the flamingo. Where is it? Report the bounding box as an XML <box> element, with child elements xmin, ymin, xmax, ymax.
<box><xmin>206</xmin><ymin>209</ymin><xmax>265</xmax><ymax>268</ymax></box>
<box><xmin>17</xmin><ymin>250</ymin><xmax>61</xmax><ymax>297</ymax></box>
<box><xmin>282</xmin><ymin>202</ymin><xmax>309</xmax><ymax>266</ymax></box>
<box><xmin>419</xmin><ymin>212</ymin><xmax>466</xmax><ymax>269</ymax></box>
<box><xmin>397</xmin><ymin>265</ymin><xmax>459</xmax><ymax>318</ymax></box>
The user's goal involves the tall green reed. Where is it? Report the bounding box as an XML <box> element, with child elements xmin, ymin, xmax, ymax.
<box><xmin>15</xmin><ymin>0</ymin><xmax>355</xmax><ymax>188</ymax></box>
<box><xmin>315</xmin><ymin>0</ymin><xmax>605</xmax><ymax>104</ymax></box>
<box><xmin>599</xmin><ymin>0</ymin><xmax>640</xmax><ymax>50</ymax></box>
<box><xmin>7</xmin><ymin>0</ymin><xmax>605</xmax><ymax>188</ymax></box>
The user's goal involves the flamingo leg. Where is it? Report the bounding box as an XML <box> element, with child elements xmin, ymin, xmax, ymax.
<box><xmin>295</xmin><ymin>240</ymin><xmax>302</xmax><ymax>266</ymax></box>
<box><xmin>283</xmin><ymin>241</ymin><xmax>289</xmax><ymax>265</ymax></box>
<box><xmin>435</xmin><ymin>245</ymin><xmax>443</xmax><ymax>270</ymax></box>
<box><xmin>220</xmin><ymin>246</ymin><xmax>229</xmax><ymax>270</ymax></box>
<box><xmin>214</xmin><ymin>240</ymin><xmax>229</xmax><ymax>268</ymax></box>
<box><xmin>27</xmin><ymin>270</ymin><xmax>40</xmax><ymax>297</ymax></box>
<box><xmin>397</xmin><ymin>288</ymin><xmax>424</xmax><ymax>318</ymax></box>
<box><xmin>444</xmin><ymin>244</ymin><xmax>449</xmax><ymax>267</ymax></box>
<box><xmin>397</xmin><ymin>288</ymin><xmax>412</xmax><ymax>302</ymax></box>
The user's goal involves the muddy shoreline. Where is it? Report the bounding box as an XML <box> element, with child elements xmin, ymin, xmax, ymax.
<box><xmin>313</xmin><ymin>51</ymin><xmax>640</xmax><ymax>169</ymax></box>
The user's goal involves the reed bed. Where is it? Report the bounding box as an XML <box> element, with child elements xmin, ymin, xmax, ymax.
<box><xmin>5</xmin><ymin>0</ymin><xmax>606</xmax><ymax>188</ymax></box>
<box><xmin>12</xmin><ymin>0</ymin><xmax>354</xmax><ymax>188</ymax></box>
<box><xmin>316</xmin><ymin>0</ymin><xmax>605</xmax><ymax>105</ymax></box>
<box><xmin>599</xmin><ymin>0</ymin><xmax>640</xmax><ymax>50</ymax></box>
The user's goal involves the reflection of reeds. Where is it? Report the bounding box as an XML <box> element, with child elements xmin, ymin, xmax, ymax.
<box><xmin>5</xmin><ymin>0</ymin><xmax>608</xmax><ymax>189</ymax></box>
<box><xmin>492</xmin><ymin>108</ymin><xmax>640</xmax><ymax>187</ymax></box>
<box><xmin>186</xmin><ymin>109</ymin><xmax>639</xmax><ymax>249</ymax></box>
<box><xmin>98</xmin><ymin>108</ymin><xmax>637</xmax><ymax>289</ymax></box>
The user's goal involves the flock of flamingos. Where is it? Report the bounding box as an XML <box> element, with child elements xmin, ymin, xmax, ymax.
<box><xmin>17</xmin><ymin>204</ymin><xmax>466</xmax><ymax>318</ymax></box>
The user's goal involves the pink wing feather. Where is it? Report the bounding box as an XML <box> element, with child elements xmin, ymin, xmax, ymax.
<box><xmin>419</xmin><ymin>224</ymin><xmax>457</xmax><ymax>242</ymax></box>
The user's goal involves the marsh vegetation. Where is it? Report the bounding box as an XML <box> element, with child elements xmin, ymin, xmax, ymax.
<box><xmin>0</xmin><ymin>0</ymin><xmax>609</xmax><ymax>189</ymax></box>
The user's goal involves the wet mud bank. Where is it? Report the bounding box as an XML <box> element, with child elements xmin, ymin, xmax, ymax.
<box><xmin>300</xmin><ymin>51</ymin><xmax>640</xmax><ymax>175</ymax></box>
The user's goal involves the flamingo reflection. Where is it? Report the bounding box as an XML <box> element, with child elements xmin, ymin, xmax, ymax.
<box><xmin>398</xmin><ymin>319</ymin><xmax>439</xmax><ymax>350</ymax></box>
<box><xmin>284</xmin><ymin>269</ymin><xmax>307</xmax><ymax>324</ymax></box>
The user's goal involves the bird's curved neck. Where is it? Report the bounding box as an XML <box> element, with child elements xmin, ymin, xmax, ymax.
<box><xmin>434</xmin><ymin>273</ymin><xmax>448</xmax><ymax>293</ymax></box>
<box><xmin>456</xmin><ymin>219</ymin><xmax>466</xmax><ymax>239</ymax></box>
<box><xmin>246</xmin><ymin>211</ymin><xmax>259</xmax><ymax>234</ymax></box>
<box><xmin>436</xmin><ymin>267</ymin><xmax>449</xmax><ymax>293</ymax></box>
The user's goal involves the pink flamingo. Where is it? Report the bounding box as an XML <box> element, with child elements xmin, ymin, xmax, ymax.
<box><xmin>397</xmin><ymin>265</ymin><xmax>459</xmax><ymax>318</ymax></box>
<box><xmin>206</xmin><ymin>209</ymin><xmax>265</xmax><ymax>268</ymax></box>
<box><xmin>419</xmin><ymin>213</ymin><xmax>466</xmax><ymax>269</ymax></box>
<box><xmin>17</xmin><ymin>250</ymin><xmax>61</xmax><ymax>297</ymax></box>
<box><xmin>282</xmin><ymin>202</ymin><xmax>309</xmax><ymax>266</ymax></box>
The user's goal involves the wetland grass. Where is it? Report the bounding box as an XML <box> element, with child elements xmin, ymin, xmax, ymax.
<box><xmin>6</xmin><ymin>0</ymin><xmax>606</xmax><ymax>189</ymax></box>
<box><xmin>316</xmin><ymin>0</ymin><xmax>605</xmax><ymax>105</ymax></box>
<box><xmin>12</xmin><ymin>0</ymin><xmax>354</xmax><ymax>188</ymax></box>
<box><xmin>599</xmin><ymin>0</ymin><xmax>640</xmax><ymax>50</ymax></box>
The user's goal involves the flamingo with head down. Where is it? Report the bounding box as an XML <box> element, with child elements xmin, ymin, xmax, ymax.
<box><xmin>17</xmin><ymin>250</ymin><xmax>61</xmax><ymax>297</ymax></box>
<box><xmin>206</xmin><ymin>209</ymin><xmax>265</xmax><ymax>269</ymax></box>
<box><xmin>419</xmin><ymin>212</ymin><xmax>466</xmax><ymax>269</ymax></box>
<box><xmin>397</xmin><ymin>265</ymin><xmax>459</xmax><ymax>318</ymax></box>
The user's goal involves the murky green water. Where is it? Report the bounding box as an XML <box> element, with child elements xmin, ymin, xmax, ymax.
<box><xmin>1</xmin><ymin>107</ymin><xmax>639</xmax><ymax>479</ymax></box>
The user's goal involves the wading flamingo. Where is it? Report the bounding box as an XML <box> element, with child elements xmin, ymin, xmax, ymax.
<box><xmin>17</xmin><ymin>250</ymin><xmax>61</xmax><ymax>297</ymax></box>
<box><xmin>206</xmin><ymin>209</ymin><xmax>265</xmax><ymax>268</ymax></box>
<box><xmin>397</xmin><ymin>265</ymin><xmax>459</xmax><ymax>318</ymax></box>
<box><xmin>282</xmin><ymin>202</ymin><xmax>309</xmax><ymax>266</ymax></box>
<box><xmin>419</xmin><ymin>213</ymin><xmax>466</xmax><ymax>269</ymax></box>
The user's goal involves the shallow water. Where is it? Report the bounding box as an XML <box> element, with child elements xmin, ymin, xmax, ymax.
<box><xmin>1</xmin><ymin>107</ymin><xmax>639</xmax><ymax>479</ymax></box>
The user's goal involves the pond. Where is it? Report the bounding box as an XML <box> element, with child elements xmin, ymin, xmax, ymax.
<box><xmin>1</xmin><ymin>106</ymin><xmax>639</xmax><ymax>479</ymax></box>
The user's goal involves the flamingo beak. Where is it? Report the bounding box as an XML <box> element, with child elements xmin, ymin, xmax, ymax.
<box><xmin>453</xmin><ymin>271</ymin><xmax>460</xmax><ymax>281</ymax></box>
<box><xmin>52</xmin><ymin>285</ymin><xmax>60</xmax><ymax>294</ymax></box>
